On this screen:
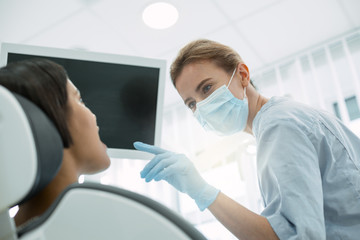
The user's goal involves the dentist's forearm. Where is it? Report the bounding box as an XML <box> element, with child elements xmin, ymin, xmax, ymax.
<box><xmin>208</xmin><ymin>192</ymin><xmax>279</xmax><ymax>240</ymax></box>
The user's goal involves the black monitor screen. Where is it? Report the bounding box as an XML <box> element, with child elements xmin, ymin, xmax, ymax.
<box><xmin>7</xmin><ymin>53</ymin><xmax>160</xmax><ymax>151</ymax></box>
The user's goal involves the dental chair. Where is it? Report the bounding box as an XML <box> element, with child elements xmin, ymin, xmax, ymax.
<box><xmin>0</xmin><ymin>85</ymin><xmax>207</xmax><ymax>240</ymax></box>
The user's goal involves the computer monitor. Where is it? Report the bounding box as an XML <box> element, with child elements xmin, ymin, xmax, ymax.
<box><xmin>0</xmin><ymin>43</ymin><xmax>166</xmax><ymax>160</ymax></box>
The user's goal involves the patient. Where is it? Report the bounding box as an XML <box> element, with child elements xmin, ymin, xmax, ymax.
<box><xmin>0</xmin><ymin>58</ymin><xmax>111</xmax><ymax>226</ymax></box>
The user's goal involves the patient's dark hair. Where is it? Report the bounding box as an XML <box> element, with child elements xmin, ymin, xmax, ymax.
<box><xmin>0</xmin><ymin>58</ymin><xmax>72</xmax><ymax>148</ymax></box>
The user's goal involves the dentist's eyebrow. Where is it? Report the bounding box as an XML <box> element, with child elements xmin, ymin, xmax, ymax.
<box><xmin>184</xmin><ymin>78</ymin><xmax>212</xmax><ymax>105</ymax></box>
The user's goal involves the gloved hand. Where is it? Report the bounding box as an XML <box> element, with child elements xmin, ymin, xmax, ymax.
<box><xmin>133</xmin><ymin>141</ymin><xmax>220</xmax><ymax>211</ymax></box>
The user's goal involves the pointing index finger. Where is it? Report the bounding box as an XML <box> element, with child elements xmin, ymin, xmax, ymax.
<box><xmin>133</xmin><ymin>141</ymin><xmax>167</xmax><ymax>155</ymax></box>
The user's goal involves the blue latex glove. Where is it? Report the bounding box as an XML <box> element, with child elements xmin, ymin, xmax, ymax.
<box><xmin>133</xmin><ymin>141</ymin><xmax>220</xmax><ymax>211</ymax></box>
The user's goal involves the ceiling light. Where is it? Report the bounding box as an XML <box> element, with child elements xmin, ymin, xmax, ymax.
<box><xmin>142</xmin><ymin>2</ymin><xmax>179</xmax><ymax>29</ymax></box>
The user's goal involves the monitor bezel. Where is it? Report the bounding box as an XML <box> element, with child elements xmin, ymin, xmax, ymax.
<box><xmin>0</xmin><ymin>43</ymin><xmax>165</xmax><ymax>160</ymax></box>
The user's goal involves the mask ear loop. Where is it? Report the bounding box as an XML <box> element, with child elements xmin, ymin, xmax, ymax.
<box><xmin>227</xmin><ymin>68</ymin><xmax>247</xmax><ymax>100</ymax></box>
<box><xmin>226</xmin><ymin>68</ymin><xmax>237</xmax><ymax>88</ymax></box>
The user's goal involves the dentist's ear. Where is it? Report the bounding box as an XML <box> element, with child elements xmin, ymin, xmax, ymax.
<box><xmin>237</xmin><ymin>63</ymin><xmax>250</xmax><ymax>87</ymax></box>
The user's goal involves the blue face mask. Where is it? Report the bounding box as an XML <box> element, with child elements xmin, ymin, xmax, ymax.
<box><xmin>194</xmin><ymin>68</ymin><xmax>249</xmax><ymax>136</ymax></box>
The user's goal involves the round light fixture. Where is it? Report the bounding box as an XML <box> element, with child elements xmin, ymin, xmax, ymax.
<box><xmin>142</xmin><ymin>2</ymin><xmax>179</xmax><ymax>29</ymax></box>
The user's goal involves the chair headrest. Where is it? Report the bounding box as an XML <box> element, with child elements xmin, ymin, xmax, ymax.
<box><xmin>0</xmin><ymin>85</ymin><xmax>63</xmax><ymax>212</ymax></box>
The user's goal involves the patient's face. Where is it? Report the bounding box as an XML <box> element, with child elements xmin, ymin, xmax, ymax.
<box><xmin>66</xmin><ymin>80</ymin><xmax>110</xmax><ymax>174</ymax></box>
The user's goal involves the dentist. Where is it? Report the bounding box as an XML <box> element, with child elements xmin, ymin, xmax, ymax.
<box><xmin>134</xmin><ymin>39</ymin><xmax>360</xmax><ymax>240</ymax></box>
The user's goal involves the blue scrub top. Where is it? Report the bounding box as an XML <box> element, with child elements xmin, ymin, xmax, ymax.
<box><xmin>253</xmin><ymin>96</ymin><xmax>360</xmax><ymax>239</ymax></box>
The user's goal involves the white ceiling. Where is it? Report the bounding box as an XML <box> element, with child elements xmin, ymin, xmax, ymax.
<box><xmin>0</xmin><ymin>0</ymin><xmax>359</xmax><ymax>106</ymax></box>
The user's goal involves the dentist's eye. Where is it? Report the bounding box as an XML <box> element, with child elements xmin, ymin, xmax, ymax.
<box><xmin>188</xmin><ymin>101</ymin><xmax>196</xmax><ymax>110</ymax></box>
<box><xmin>202</xmin><ymin>84</ymin><xmax>212</xmax><ymax>94</ymax></box>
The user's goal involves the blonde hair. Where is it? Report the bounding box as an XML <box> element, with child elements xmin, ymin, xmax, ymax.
<box><xmin>170</xmin><ymin>39</ymin><xmax>244</xmax><ymax>86</ymax></box>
